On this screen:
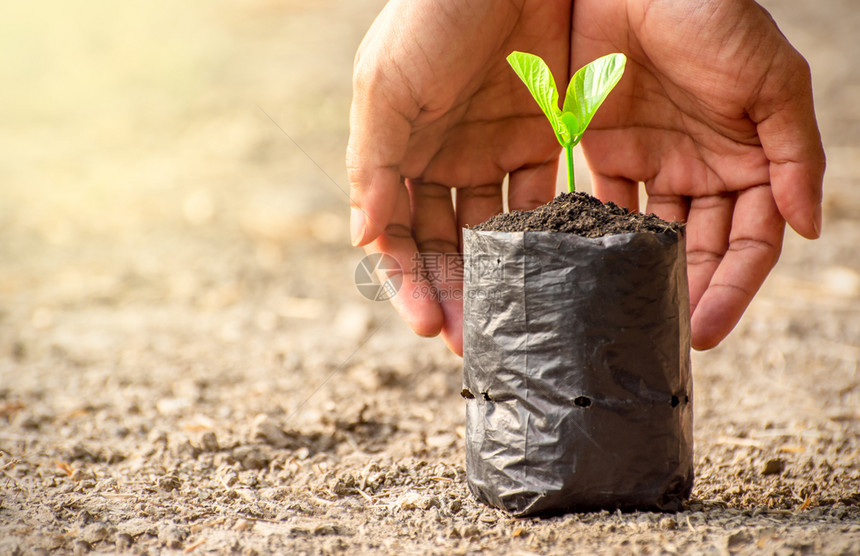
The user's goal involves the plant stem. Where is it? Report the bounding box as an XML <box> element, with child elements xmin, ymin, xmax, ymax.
<box><xmin>565</xmin><ymin>144</ymin><xmax>575</xmax><ymax>193</ymax></box>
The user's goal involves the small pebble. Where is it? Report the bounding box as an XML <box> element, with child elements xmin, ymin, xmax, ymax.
<box><xmin>159</xmin><ymin>525</ymin><xmax>187</xmax><ymax>549</ymax></box>
<box><xmin>233</xmin><ymin>445</ymin><xmax>268</xmax><ymax>470</ymax></box>
<box><xmin>69</xmin><ymin>443</ymin><xmax>95</xmax><ymax>462</ymax></box>
<box><xmin>726</xmin><ymin>530</ymin><xmax>751</xmax><ymax>549</ymax></box>
<box><xmin>232</xmin><ymin>519</ymin><xmax>254</xmax><ymax>532</ymax></box>
<box><xmin>398</xmin><ymin>492</ymin><xmax>423</xmax><ymax>511</ymax></box>
<box><xmin>81</xmin><ymin>522</ymin><xmax>110</xmax><ymax>544</ymax></box>
<box><xmin>158</xmin><ymin>475</ymin><xmax>182</xmax><ymax>492</ymax></box>
<box><xmin>219</xmin><ymin>466</ymin><xmax>239</xmax><ymax>487</ymax></box>
<box><xmin>76</xmin><ymin>510</ymin><xmax>95</xmax><ymax>526</ymax></box>
<box><xmin>201</xmin><ymin>431</ymin><xmax>220</xmax><ymax>452</ymax></box>
<box><xmin>71</xmin><ymin>469</ymin><xmax>94</xmax><ymax>482</ymax></box>
<box><xmin>16</xmin><ymin>415</ymin><xmax>40</xmax><ymax>430</ymax></box>
<box><xmin>115</xmin><ymin>533</ymin><xmax>134</xmax><ymax>550</ymax></box>
<box><xmin>461</xmin><ymin>525</ymin><xmax>481</xmax><ymax>538</ymax></box>
<box><xmin>251</xmin><ymin>414</ymin><xmax>291</xmax><ymax>449</ymax></box>
<box><xmin>177</xmin><ymin>440</ymin><xmax>200</xmax><ymax>459</ymax></box>
<box><xmin>422</xmin><ymin>496</ymin><xmax>441</xmax><ymax>510</ymax></box>
<box><xmin>313</xmin><ymin>524</ymin><xmax>337</xmax><ymax>536</ymax></box>
<box><xmin>762</xmin><ymin>459</ymin><xmax>786</xmax><ymax>476</ymax></box>
<box><xmin>148</xmin><ymin>430</ymin><xmax>168</xmax><ymax>445</ymax></box>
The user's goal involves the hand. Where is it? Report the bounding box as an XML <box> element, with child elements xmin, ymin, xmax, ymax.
<box><xmin>571</xmin><ymin>0</ymin><xmax>825</xmax><ymax>349</ymax></box>
<box><xmin>347</xmin><ymin>0</ymin><xmax>573</xmax><ymax>354</ymax></box>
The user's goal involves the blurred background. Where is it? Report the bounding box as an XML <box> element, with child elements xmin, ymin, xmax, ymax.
<box><xmin>0</xmin><ymin>0</ymin><xmax>391</xmax><ymax>371</ymax></box>
<box><xmin>0</xmin><ymin>0</ymin><xmax>368</xmax><ymax>272</ymax></box>
<box><xmin>0</xmin><ymin>0</ymin><xmax>857</xmax><ymax>412</ymax></box>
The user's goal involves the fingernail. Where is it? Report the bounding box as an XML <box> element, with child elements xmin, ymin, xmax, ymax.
<box><xmin>813</xmin><ymin>203</ymin><xmax>822</xmax><ymax>237</ymax></box>
<box><xmin>350</xmin><ymin>207</ymin><xmax>366</xmax><ymax>246</ymax></box>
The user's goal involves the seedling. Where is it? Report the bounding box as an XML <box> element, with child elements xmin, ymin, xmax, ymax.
<box><xmin>507</xmin><ymin>51</ymin><xmax>626</xmax><ymax>192</ymax></box>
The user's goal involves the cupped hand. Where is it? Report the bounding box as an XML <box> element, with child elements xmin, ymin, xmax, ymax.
<box><xmin>347</xmin><ymin>0</ymin><xmax>573</xmax><ymax>354</ymax></box>
<box><xmin>571</xmin><ymin>0</ymin><xmax>825</xmax><ymax>349</ymax></box>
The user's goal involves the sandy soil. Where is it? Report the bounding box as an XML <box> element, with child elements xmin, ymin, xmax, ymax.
<box><xmin>0</xmin><ymin>0</ymin><xmax>858</xmax><ymax>554</ymax></box>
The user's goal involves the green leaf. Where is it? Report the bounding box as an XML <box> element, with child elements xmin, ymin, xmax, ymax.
<box><xmin>506</xmin><ymin>51</ymin><xmax>627</xmax><ymax>194</ymax></box>
<box><xmin>560</xmin><ymin>113</ymin><xmax>581</xmax><ymax>146</ymax></box>
<box><xmin>507</xmin><ymin>51</ymin><xmax>570</xmax><ymax>146</ymax></box>
<box><xmin>562</xmin><ymin>53</ymin><xmax>627</xmax><ymax>138</ymax></box>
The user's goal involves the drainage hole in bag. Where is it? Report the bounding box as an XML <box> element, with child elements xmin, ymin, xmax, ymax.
<box><xmin>573</xmin><ymin>396</ymin><xmax>592</xmax><ymax>408</ymax></box>
<box><xmin>459</xmin><ymin>389</ymin><xmax>494</xmax><ymax>402</ymax></box>
<box><xmin>670</xmin><ymin>393</ymin><xmax>691</xmax><ymax>408</ymax></box>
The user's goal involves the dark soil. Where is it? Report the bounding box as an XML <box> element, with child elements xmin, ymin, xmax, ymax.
<box><xmin>475</xmin><ymin>192</ymin><xmax>684</xmax><ymax>237</ymax></box>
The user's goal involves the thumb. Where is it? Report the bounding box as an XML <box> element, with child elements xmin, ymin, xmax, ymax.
<box><xmin>346</xmin><ymin>86</ymin><xmax>412</xmax><ymax>246</ymax></box>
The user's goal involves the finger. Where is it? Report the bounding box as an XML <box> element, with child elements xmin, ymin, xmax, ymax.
<box><xmin>644</xmin><ymin>191</ymin><xmax>689</xmax><ymax>223</ymax></box>
<box><xmin>507</xmin><ymin>159</ymin><xmax>558</xmax><ymax>212</ymax></box>
<box><xmin>456</xmin><ymin>183</ymin><xmax>504</xmax><ymax>232</ymax></box>
<box><xmin>346</xmin><ymin>69</ymin><xmax>414</xmax><ymax>247</ymax></box>
<box><xmin>445</xmin><ymin>183</ymin><xmax>506</xmax><ymax>356</ymax></box>
<box><xmin>684</xmin><ymin>193</ymin><xmax>735</xmax><ymax>315</ymax></box>
<box><xmin>408</xmin><ymin>180</ymin><xmax>459</xmax><ymax>256</ymax></box>
<box><xmin>582</xmin><ymin>127</ymin><xmax>659</xmax><ymax>210</ymax></box>
<box><xmin>364</xmin><ymin>183</ymin><xmax>444</xmax><ymax>338</ymax></box>
<box><xmin>750</xmin><ymin>51</ymin><xmax>825</xmax><ymax>239</ymax></box>
<box><xmin>690</xmin><ymin>185</ymin><xmax>784</xmax><ymax>350</ymax></box>
<box><xmin>591</xmin><ymin>174</ymin><xmax>638</xmax><ymax>212</ymax></box>
<box><xmin>407</xmin><ymin>179</ymin><xmax>464</xmax><ymax>355</ymax></box>
<box><xmin>439</xmin><ymin>252</ymin><xmax>464</xmax><ymax>356</ymax></box>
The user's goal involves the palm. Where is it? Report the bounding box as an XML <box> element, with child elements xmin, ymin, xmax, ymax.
<box><xmin>400</xmin><ymin>62</ymin><xmax>562</xmax><ymax>214</ymax></box>
<box><xmin>571</xmin><ymin>0</ymin><xmax>824</xmax><ymax>348</ymax></box>
<box><xmin>348</xmin><ymin>0</ymin><xmax>572</xmax><ymax>352</ymax></box>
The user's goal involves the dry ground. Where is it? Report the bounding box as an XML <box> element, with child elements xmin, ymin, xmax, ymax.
<box><xmin>0</xmin><ymin>0</ymin><xmax>858</xmax><ymax>554</ymax></box>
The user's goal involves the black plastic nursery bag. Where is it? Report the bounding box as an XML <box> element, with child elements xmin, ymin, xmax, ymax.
<box><xmin>462</xmin><ymin>229</ymin><xmax>693</xmax><ymax>516</ymax></box>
